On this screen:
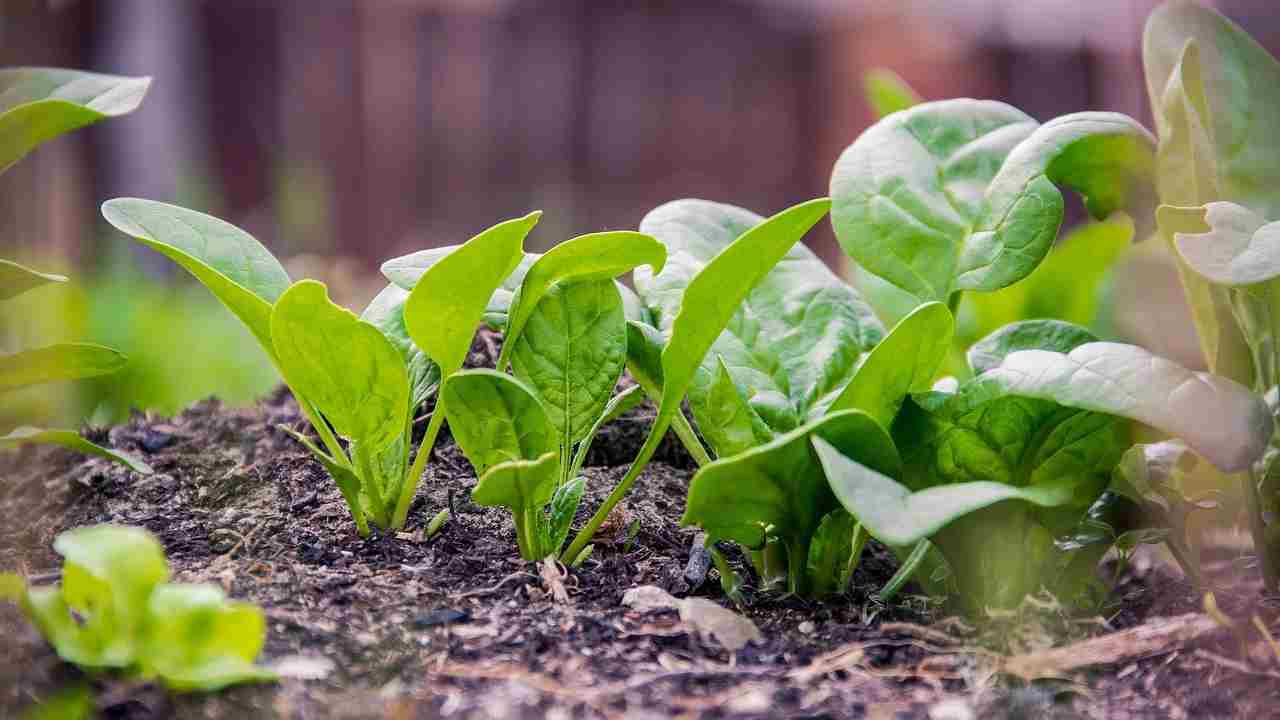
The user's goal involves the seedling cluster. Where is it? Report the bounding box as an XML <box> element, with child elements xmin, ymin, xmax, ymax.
<box><xmin>4</xmin><ymin>0</ymin><xmax>1280</xmax><ymax>697</ymax></box>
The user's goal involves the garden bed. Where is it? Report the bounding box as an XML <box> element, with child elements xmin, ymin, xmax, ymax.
<box><xmin>3</xmin><ymin>345</ymin><xmax>1279</xmax><ymax>718</ymax></box>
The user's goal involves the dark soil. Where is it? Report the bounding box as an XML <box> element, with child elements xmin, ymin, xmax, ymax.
<box><xmin>2</xmin><ymin>335</ymin><xmax>1279</xmax><ymax>718</ymax></box>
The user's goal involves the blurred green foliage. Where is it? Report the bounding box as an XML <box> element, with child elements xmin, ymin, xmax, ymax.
<box><xmin>1</xmin><ymin>262</ymin><xmax>277</xmax><ymax>428</ymax></box>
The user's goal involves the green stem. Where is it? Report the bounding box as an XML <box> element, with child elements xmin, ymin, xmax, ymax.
<box><xmin>392</xmin><ymin>400</ymin><xmax>446</xmax><ymax>529</ymax></box>
<box><xmin>786</xmin><ymin>539</ymin><xmax>808</xmax><ymax>597</ymax></box>
<box><xmin>946</xmin><ymin>290</ymin><xmax>963</xmax><ymax>318</ymax></box>
<box><xmin>354</xmin><ymin>442</ymin><xmax>386</xmax><ymax>528</ymax></box>
<box><xmin>880</xmin><ymin>539</ymin><xmax>930</xmax><ymax>602</ymax></box>
<box><xmin>513</xmin><ymin>508</ymin><xmax>532</xmax><ymax>559</ymax></box>
<box><xmin>844</xmin><ymin>523</ymin><xmax>869</xmax><ymax>590</ymax></box>
<box><xmin>562</xmin><ymin>417</ymin><xmax>667</xmax><ymax>562</ymax></box>
<box><xmin>1244</xmin><ymin>468</ymin><xmax>1279</xmax><ymax>590</ymax></box>
<box><xmin>297</xmin><ymin>396</ymin><xmax>350</xmax><ymax>469</ymax></box>
<box><xmin>671</xmin><ymin>409</ymin><xmax>713</xmax><ymax>466</ymax></box>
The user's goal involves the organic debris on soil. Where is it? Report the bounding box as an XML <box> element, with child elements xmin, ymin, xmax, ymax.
<box><xmin>1</xmin><ymin>339</ymin><xmax>1278</xmax><ymax>718</ymax></box>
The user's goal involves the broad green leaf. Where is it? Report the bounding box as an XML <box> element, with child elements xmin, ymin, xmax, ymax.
<box><xmin>831</xmin><ymin>100</ymin><xmax>1155</xmax><ymax>302</ymax></box>
<box><xmin>636</xmin><ymin>198</ymin><xmax>882</xmax><ymax>452</ymax></box>
<box><xmin>271</xmin><ymin>280</ymin><xmax>409</xmax><ymax>451</ymax></box>
<box><xmin>141</xmin><ymin>584</ymin><xmax>274</xmax><ymax>690</ymax></box>
<box><xmin>471</xmin><ymin>451</ymin><xmax>560</xmax><ymax>514</ymax></box>
<box><xmin>510</xmin><ymin>280</ymin><xmax>627</xmax><ymax>449</ymax></box>
<box><xmin>362</xmin><ymin>283</ymin><xmax>441</xmax><ymax>408</ymax></box>
<box><xmin>23</xmin><ymin>525</ymin><xmax>170</xmax><ymax>668</ymax></box>
<box><xmin>830</xmin><ymin>301</ymin><xmax>952</xmax><ymax>429</ymax></box>
<box><xmin>500</xmin><ymin>231</ymin><xmax>665</xmax><ymax>367</ymax></box>
<box><xmin>863</xmin><ymin>68</ymin><xmax>921</xmax><ymax>119</ymax></box>
<box><xmin>815</xmin><ymin>436</ymin><xmax>1075</xmax><ymax>548</ymax></box>
<box><xmin>442</xmin><ymin>369</ymin><xmax>555</xmax><ymax>475</ymax></box>
<box><xmin>974</xmin><ymin>341</ymin><xmax>1271</xmax><ymax>472</ymax></box>
<box><xmin>806</xmin><ymin>509</ymin><xmax>858</xmax><ymax>598</ymax></box>
<box><xmin>384</xmin><ymin>248</ymin><xmax>538</xmax><ymax>329</ymax></box>
<box><xmin>102</xmin><ymin>199</ymin><xmax>292</xmax><ymax>354</ymax></box>
<box><xmin>681</xmin><ymin>409</ymin><xmax>900</xmax><ymax>559</ymax></box>
<box><xmin>0</xmin><ymin>343</ymin><xmax>126</xmax><ymax>392</ymax></box>
<box><xmin>0</xmin><ymin>259</ymin><xmax>66</xmax><ymax>300</ymax></box>
<box><xmin>0</xmin><ymin>68</ymin><xmax>150</xmax><ymax>173</ymax></box>
<box><xmin>962</xmin><ymin>218</ymin><xmax>1134</xmax><ymax>344</ymax></box>
<box><xmin>1168</xmin><ymin>202</ymin><xmax>1280</xmax><ymax>286</ymax></box>
<box><xmin>0</xmin><ymin>427</ymin><xmax>153</xmax><ymax>474</ymax></box>
<box><xmin>404</xmin><ymin>213</ymin><xmax>539</xmax><ymax>376</ymax></box>
<box><xmin>625</xmin><ymin>319</ymin><xmax>666</xmax><ymax>393</ymax></box>
<box><xmin>966</xmin><ymin>319</ymin><xmax>1098</xmax><ymax>376</ymax></box>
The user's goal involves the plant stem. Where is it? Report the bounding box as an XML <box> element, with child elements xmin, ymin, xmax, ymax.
<box><xmin>393</xmin><ymin>401</ymin><xmax>446</xmax><ymax>529</ymax></box>
<box><xmin>1244</xmin><ymin>468</ymin><xmax>1279</xmax><ymax>589</ymax></box>
<box><xmin>297</xmin><ymin>396</ymin><xmax>350</xmax><ymax>468</ymax></box>
<box><xmin>946</xmin><ymin>290</ymin><xmax>963</xmax><ymax>319</ymax></box>
<box><xmin>562</xmin><ymin>418</ymin><xmax>665</xmax><ymax>563</ymax></box>
<box><xmin>354</xmin><ymin>442</ymin><xmax>386</xmax><ymax>528</ymax></box>
<box><xmin>879</xmin><ymin>539</ymin><xmax>930</xmax><ymax>602</ymax></box>
<box><xmin>512</xmin><ymin>507</ymin><xmax>532</xmax><ymax>559</ymax></box>
<box><xmin>671</xmin><ymin>409</ymin><xmax>712</xmax><ymax>466</ymax></box>
<box><xmin>786</xmin><ymin>539</ymin><xmax>808</xmax><ymax>597</ymax></box>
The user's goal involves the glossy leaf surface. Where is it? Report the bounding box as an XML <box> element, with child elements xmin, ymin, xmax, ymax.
<box><xmin>0</xmin><ymin>343</ymin><xmax>126</xmax><ymax>393</ymax></box>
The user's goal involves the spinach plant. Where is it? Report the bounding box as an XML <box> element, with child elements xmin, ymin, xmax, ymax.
<box><xmin>560</xmin><ymin>198</ymin><xmax>834</xmax><ymax>563</ymax></box>
<box><xmin>0</xmin><ymin>68</ymin><xmax>151</xmax><ymax>472</ymax></box>
<box><xmin>1144</xmin><ymin>0</ymin><xmax>1280</xmax><ymax>587</ymax></box>
<box><xmin>438</xmin><ymin>230</ymin><xmax>664</xmax><ymax>560</ymax></box>
<box><xmin>816</xmin><ymin>321</ymin><xmax>1271</xmax><ymax>614</ymax></box>
<box><xmin>102</xmin><ymin>199</ymin><xmax>540</xmax><ymax>535</ymax></box>
<box><xmin>1</xmin><ymin>524</ymin><xmax>274</xmax><ymax>691</ymax></box>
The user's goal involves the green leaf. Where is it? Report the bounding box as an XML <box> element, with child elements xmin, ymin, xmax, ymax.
<box><xmin>569</xmin><ymin>382</ymin><xmax>646</xmax><ymax>478</ymax></box>
<box><xmin>0</xmin><ymin>259</ymin><xmax>66</xmax><ymax>300</ymax></box>
<box><xmin>972</xmin><ymin>341</ymin><xmax>1271</xmax><ymax>472</ymax></box>
<box><xmin>0</xmin><ymin>427</ymin><xmax>153</xmax><ymax>474</ymax></box>
<box><xmin>806</xmin><ymin>509</ymin><xmax>859</xmax><ymax>598</ymax></box>
<box><xmin>967</xmin><ymin>319</ymin><xmax>1098</xmax><ymax>376</ymax></box>
<box><xmin>543</xmin><ymin>476</ymin><xmax>586</xmax><ymax>559</ymax></box>
<box><xmin>1167</xmin><ymin>202</ymin><xmax>1280</xmax><ymax>286</ymax></box>
<box><xmin>636</xmin><ymin>198</ymin><xmax>882</xmax><ymax>453</ymax></box>
<box><xmin>830</xmin><ymin>100</ymin><xmax>1155</xmax><ymax>302</ymax></box>
<box><xmin>1144</xmin><ymin>3</ymin><xmax>1280</xmax><ymax>219</ymax></box>
<box><xmin>681</xmin><ymin>410</ymin><xmax>900</xmax><ymax>573</ymax></box>
<box><xmin>0</xmin><ymin>343</ymin><xmax>127</xmax><ymax>392</ymax></box>
<box><xmin>20</xmin><ymin>525</ymin><xmax>170</xmax><ymax>669</ymax></box>
<box><xmin>1145</xmin><ymin>18</ymin><xmax>1261</xmax><ymax>383</ymax></box>
<box><xmin>830</xmin><ymin>301</ymin><xmax>953</xmax><ymax>430</ymax></box>
<box><xmin>863</xmin><ymin>67</ymin><xmax>921</xmax><ymax>119</ymax></box>
<box><xmin>625</xmin><ymin>319</ymin><xmax>666</xmax><ymax>393</ymax></box>
<box><xmin>472</xmin><ymin>452</ymin><xmax>560</xmax><ymax>558</ymax></box>
<box><xmin>442</xmin><ymin>369</ymin><xmax>556</xmax><ymax>475</ymax></box>
<box><xmin>564</xmin><ymin>198</ymin><xmax>833</xmax><ymax>563</ymax></box>
<box><xmin>510</xmin><ymin>279</ymin><xmax>627</xmax><ymax>450</ymax></box>
<box><xmin>500</xmin><ymin>230</ymin><xmax>665</xmax><ymax>368</ymax></box>
<box><xmin>141</xmin><ymin>584</ymin><xmax>274</xmax><ymax>691</ymax></box>
<box><xmin>0</xmin><ymin>68</ymin><xmax>150</xmax><ymax>173</ymax></box>
<box><xmin>385</xmin><ymin>248</ymin><xmax>538</xmax><ymax>329</ymax></box>
<box><xmin>271</xmin><ymin>280</ymin><xmax>409</xmax><ymax>452</ymax></box>
<box><xmin>101</xmin><ymin>199</ymin><xmax>292</xmax><ymax>354</ymax></box>
<box><xmin>361</xmin><ymin>283</ymin><xmax>440</xmax><ymax>409</ymax></box>
<box><xmin>404</xmin><ymin>212</ymin><xmax>540</xmax><ymax>376</ymax></box>
<box><xmin>700</xmin><ymin>355</ymin><xmax>773</xmax><ymax>459</ymax></box>
<box><xmin>815</xmin><ymin>436</ymin><xmax>1075</xmax><ymax>548</ymax></box>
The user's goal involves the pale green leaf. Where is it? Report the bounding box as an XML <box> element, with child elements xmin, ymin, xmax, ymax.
<box><xmin>1168</xmin><ymin>201</ymin><xmax>1280</xmax><ymax>286</ymax></box>
<box><xmin>404</xmin><ymin>212</ymin><xmax>539</xmax><ymax>376</ymax></box>
<box><xmin>383</xmin><ymin>248</ymin><xmax>537</xmax><ymax>328</ymax></box>
<box><xmin>0</xmin><ymin>259</ymin><xmax>66</xmax><ymax>300</ymax></box>
<box><xmin>361</xmin><ymin>283</ymin><xmax>440</xmax><ymax>408</ymax></box>
<box><xmin>141</xmin><ymin>584</ymin><xmax>274</xmax><ymax>691</ymax></box>
<box><xmin>0</xmin><ymin>68</ymin><xmax>149</xmax><ymax>173</ymax></box>
<box><xmin>863</xmin><ymin>67</ymin><xmax>921</xmax><ymax>119</ymax></box>
<box><xmin>102</xmin><ymin>199</ymin><xmax>291</xmax><ymax>354</ymax></box>
<box><xmin>271</xmin><ymin>280</ymin><xmax>409</xmax><ymax>451</ymax></box>
<box><xmin>0</xmin><ymin>427</ymin><xmax>153</xmax><ymax>474</ymax></box>
<box><xmin>471</xmin><ymin>451</ymin><xmax>560</xmax><ymax>512</ymax></box>
<box><xmin>967</xmin><ymin>319</ymin><xmax>1098</xmax><ymax>376</ymax></box>
<box><xmin>0</xmin><ymin>343</ymin><xmax>126</xmax><ymax>392</ymax></box>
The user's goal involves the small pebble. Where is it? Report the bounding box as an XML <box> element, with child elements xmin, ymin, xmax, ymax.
<box><xmin>798</xmin><ymin>621</ymin><xmax>816</xmax><ymax>635</ymax></box>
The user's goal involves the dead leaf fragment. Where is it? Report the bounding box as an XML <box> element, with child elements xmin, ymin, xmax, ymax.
<box><xmin>620</xmin><ymin>585</ymin><xmax>762</xmax><ymax>652</ymax></box>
